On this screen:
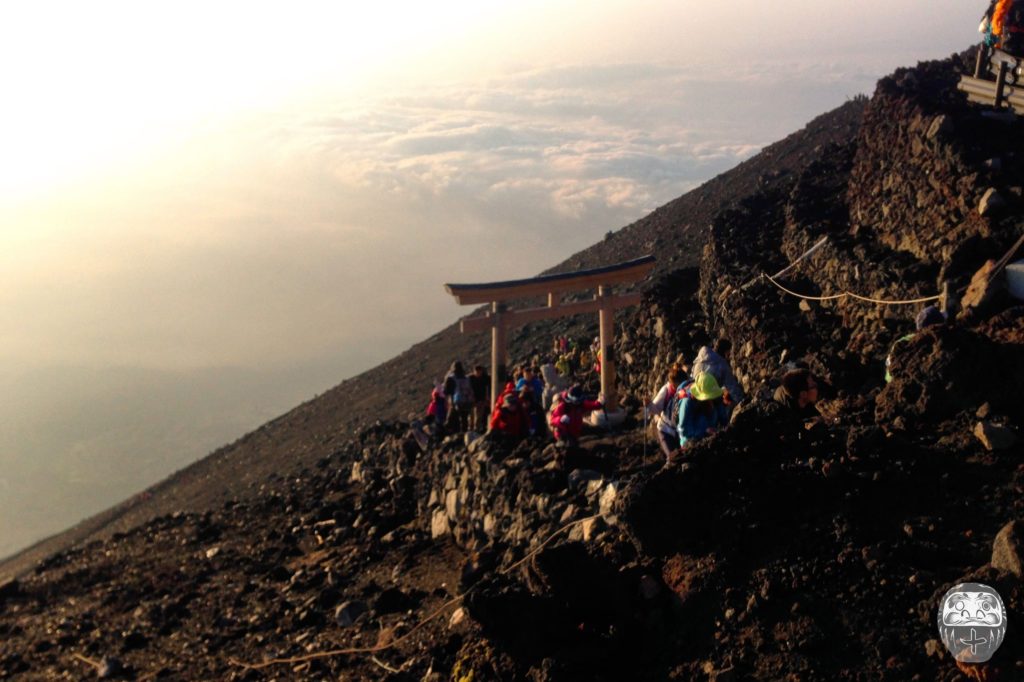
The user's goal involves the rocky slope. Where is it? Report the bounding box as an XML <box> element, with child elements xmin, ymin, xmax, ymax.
<box><xmin>3</xmin><ymin>51</ymin><xmax>1024</xmax><ymax>681</ymax></box>
<box><xmin>0</xmin><ymin>84</ymin><xmax>867</xmax><ymax>579</ymax></box>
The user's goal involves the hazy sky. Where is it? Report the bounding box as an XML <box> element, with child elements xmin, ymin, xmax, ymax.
<box><xmin>0</xmin><ymin>1</ymin><xmax>981</xmax><ymax>558</ymax></box>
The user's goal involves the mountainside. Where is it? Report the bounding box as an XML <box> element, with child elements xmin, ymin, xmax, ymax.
<box><xmin>0</xmin><ymin>88</ymin><xmax>865</xmax><ymax>578</ymax></box>
<box><xmin>4</xmin><ymin>51</ymin><xmax>1024</xmax><ymax>681</ymax></box>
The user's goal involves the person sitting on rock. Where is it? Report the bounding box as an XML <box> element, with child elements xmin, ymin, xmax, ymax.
<box><xmin>540</xmin><ymin>363</ymin><xmax>570</xmax><ymax>412</ymax></box>
<box><xmin>774</xmin><ymin>368</ymin><xmax>821</xmax><ymax>419</ymax></box>
<box><xmin>691</xmin><ymin>338</ymin><xmax>745</xmax><ymax>415</ymax></box>
<box><xmin>549</xmin><ymin>385</ymin><xmax>603</xmax><ymax>445</ymax></box>
<box><xmin>676</xmin><ymin>373</ymin><xmax>728</xmax><ymax>448</ymax></box>
<box><xmin>645</xmin><ymin>364</ymin><xmax>689</xmax><ymax>459</ymax></box>
<box><xmin>884</xmin><ymin>305</ymin><xmax>947</xmax><ymax>383</ymax></box>
<box><xmin>488</xmin><ymin>392</ymin><xmax>528</xmax><ymax>440</ymax></box>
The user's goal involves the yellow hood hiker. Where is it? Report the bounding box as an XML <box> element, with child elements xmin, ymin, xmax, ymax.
<box><xmin>690</xmin><ymin>372</ymin><xmax>723</xmax><ymax>401</ymax></box>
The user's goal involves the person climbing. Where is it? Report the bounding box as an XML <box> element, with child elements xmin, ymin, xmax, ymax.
<box><xmin>884</xmin><ymin>305</ymin><xmax>947</xmax><ymax>383</ymax></box>
<box><xmin>489</xmin><ymin>392</ymin><xmax>528</xmax><ymax>441</ymax></box>
<box><xmin>540</xmin><ymin>363</ymin><xmax>570</xmax><ymax>412</ymax></box>
<box><xmin>691</xmin><ymin>338</ymin><xmax>745</xmax><ymax>414</ymax></box>
<box><xmin>676</xmin><ymin>373</ymin><xmax>728</xmax><ymax>448</ymax></box>
<box><xmin>773</xmin><ymin>368</ymin><xmax>821</xmax><ymax>420</ymax></box>
<box><xmin>424</xmin><ymin>382</ymin><xmax>447</xmax><ymax>436</ymax></box>
<box><xmin>469</xmin><ymin>364</ymin><xmax>491</xmax><ymax>432</ymax></box>
<box><xmin>549</xmin><ymin>385</ymin><xmax>603</xmax><ymax>445</ymax></box>
<box><xmin>444</xmin><ymin>361</ymin><xmax>474</xmax><ymax>432</ymax></box>
<box><xmin>645</xmin><ymin>364</ymin><xmax>690</xmax><ymax>459</ymax></box>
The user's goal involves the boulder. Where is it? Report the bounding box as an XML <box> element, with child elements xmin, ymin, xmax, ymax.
<box><xmin>599</xmin><ymin>482</ymin><xmax>621</xmax><ymax>522</ymax></box>
<box><xmin>445</xmin><ymin>489</ymin><xmax>461</xmax><ymax>521</ymax></box>
<box><xmin>431</xmin><ymin>509</ymin><xmax>450</xmax><ymax>539</ymax></box>
<box><xmin>582</xmin><ymin>516</ymin><xmax>607</xmax><ymax>542</ymax></box>
<box><xmin>992</xmin><ymin>520</ymin><xmax>1024</xmax><ymax>578</ymax></box>
<box><xmin>960</xmin><ymin>260</ymin><xmax>1001</xmax><ymax>314</ymax></box>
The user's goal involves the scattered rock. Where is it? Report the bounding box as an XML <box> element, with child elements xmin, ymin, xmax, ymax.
<box><xmin>926</xmin><ymin>114</ymin><xmax>953</xmax><ymax>139</ymax></box>
<box><xmin>97</xmin><ymin>657</ymin><xmax>123</xmax><ymax>679</ymax></box>
<box><xmin>978</xmin><ymin>188</ymin><xmax>1005</xmax><ymax>216</ymax></box>
<box><xmin>925</xmin><ymin>638</ymin><xmax>945</xmax><ymax>659</ymax></box>
<box><xmin>973</xmin><ymin>421</ymin><xmax>1018</xmax><ymax>451</ymax></box>
<box><xmin>449</xmin><ymin>607</ymin><xmax>466</xmax><ymax>627</ymax></box>
<box><xmin>334</xmin><ymin>600</ymin><xmax>367</xmax><ymax>627</ymax></box>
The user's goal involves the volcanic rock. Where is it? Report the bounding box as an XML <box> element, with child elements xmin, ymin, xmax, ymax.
<box><xmin>992</xmin><ymin>520</ymin><xmax>1024</xmax><ymax>578</ymax></box>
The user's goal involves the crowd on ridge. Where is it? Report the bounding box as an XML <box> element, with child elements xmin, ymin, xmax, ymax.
<box><xmin>421</xmin><ymin>305</ymin><xmax>945</xmax><ymax>463</ymax></box>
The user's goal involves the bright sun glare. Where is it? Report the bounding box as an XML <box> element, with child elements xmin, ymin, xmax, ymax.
<box><xmin>0</xmin><ymin>1</ymin><xmax>511</xmax><ymax>200</ymax></box>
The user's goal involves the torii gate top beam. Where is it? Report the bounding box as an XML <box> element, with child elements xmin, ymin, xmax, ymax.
<box><xmin>444</xmin><ymin>255</ymin><xmax>655</xmax><ymax>306</ymax></box>
<box><xmin>443</xmin><ymin>255</ymin><xmax>655</xmax><ymax>417</ymax></box>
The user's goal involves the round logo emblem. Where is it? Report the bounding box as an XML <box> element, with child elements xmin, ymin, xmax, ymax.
<box><xmin>938</xmin><ymin>583</ymin><xmax>1006</xmax><ymax>663</ymax></box>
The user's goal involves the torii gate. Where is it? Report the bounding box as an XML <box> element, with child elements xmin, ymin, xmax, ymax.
<box><xmin>444</xmin><ymin>255</ymin><xmax>655</xmax><ymax>420</ymax></box>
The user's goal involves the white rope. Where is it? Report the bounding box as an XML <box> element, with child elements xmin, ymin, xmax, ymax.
<box><xmin>763</xmin><ymin>273</ymin><xmax>942</xmax><ymax>306</ymax></box>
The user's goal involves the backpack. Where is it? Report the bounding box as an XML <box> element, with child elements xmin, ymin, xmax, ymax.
<box><xmin>668</xmin><ymin>380</ymin><xmax>694</xmax><ymax>427</ymax></box>
<box><xmin>453</xmin><ymin>376</ymin><xmax>474</xmax><ymax>406</ymax></box>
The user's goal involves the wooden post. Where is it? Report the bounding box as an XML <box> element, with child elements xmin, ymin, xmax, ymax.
<box><xmin>975</xmin><ymin>43</ymin><xmax>987</xmax><ymax>79</ymax></box>
<box><xmin>598</xmin><ymin>285</ymin><xmax>617</xmax><ymax>411</ymax></box>
<box><xmin>490</xmin><ymin>302</ymin><xmax>507</xmax><ymax>415</ymax></box>
<box><xmin>995</xmin><ymin>61</ymin><xmax>1009</xmax><ymax>109</ymax></box>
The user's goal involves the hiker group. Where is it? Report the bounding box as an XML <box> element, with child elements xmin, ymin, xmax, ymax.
<box><xmin>424</xmin><ymin>304</ymin><xmax>943</xmax><ymax>460</ymax></box>
<box><xmin>425</xmin><ymin>337</ymin><xmax>607</xmax><ymax>446</ymax></box>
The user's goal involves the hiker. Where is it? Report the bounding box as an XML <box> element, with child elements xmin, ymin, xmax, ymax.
<box><xmin>494</xmin><ymin>379</ymin><xmax>517</xmax><ymax>409</ymax></box>
<box><xmin>983</xmin><ymin>0</ymin><xmax>1024</xmax><ymax>55</ymax></box>
<box><xmin>645</xmin><ymin>364</ymin><xmax>690</xmax><ymax>459</ymax></box>
<box><xmin>489</xmin><ymin>392</ymin><xmax>528</xmax><ymax>441</ymax></box>
<box><xmin>554</xmin><ymin>354</ymin><xmax>572</xmax><ymax>379</ymax></box>
<box><xmin>540</xmin><ymin>363</ymin><xmax>570</xmax><ymax>411</ymax></box>
<box><xmin>469</xmin><ymin>365</ymin><xmax>491</xmax><ymax>432</ymax></box>
<box><xmin>443</xmin><ymin>361</ymin><xmax>474</xmax><ymax>432</ymax></box>
<box><xmin>676</xmin><ymin>373</ymin><xmax>728</xmax><ymax>448</ymax></box>
<box><xmin>424</xmin><ymin>382</ymin><xmax>447</xmax><ymax>436</ymax></box>
<box><xmin>515</xmin><ymin>365</ymin><xmax>544</xmax><ymax>399</ymax></box>
<box><xmin>885</xmin><ymin>305</ymin><xmax>947</xmax><ymax>383</ymax></box>
<box><xmin>691</xmin><ymin>339</ymin><xmax>745</xmax><ymax>414</ymax></box>
<box><xmin>549</xmin><ymin>385</ymin><xmax>603</xmax><ymax>444</ymax></box>
<box><xmin>774</xmin><ymin>368</ymin><xmax>821</xmax><ymax>420</ymax></box>
<box><xmin>520</xmin><ymin>387</ymin><xmax>546</xmax><ymax>436</ymax></box>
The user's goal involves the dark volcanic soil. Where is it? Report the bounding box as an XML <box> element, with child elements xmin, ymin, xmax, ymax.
<box><xmin>3</xmin><ymin>50</ymin><xmax>1024</xmax><ymax>681</ymax></box>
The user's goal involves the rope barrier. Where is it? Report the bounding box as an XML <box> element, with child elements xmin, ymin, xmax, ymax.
<box><xmin>762</xmin><ymin>273</ymin><xmax>941</xmax><ymax>306</ymax></box>
<box><xmin>229</xmin><ymin>514</ymin><xmax>601</xmax><ymax>671</ymax></box>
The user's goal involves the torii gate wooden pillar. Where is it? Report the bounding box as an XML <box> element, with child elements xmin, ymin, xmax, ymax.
<box><xmin>444</xmin><ymin>255</ymin><xmax>655</xmax><ymax>415</ymax></box>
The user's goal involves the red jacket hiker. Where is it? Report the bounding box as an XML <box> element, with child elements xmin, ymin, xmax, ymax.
<box><xmin>549</xmin><ymin>386</ymin><xmax>602</xmax><ymax>441</ymax></box>
<box><xmin>489</xmin><ymin>393</ymin><xmax>528</xmax><ymax>438</ymax></box>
